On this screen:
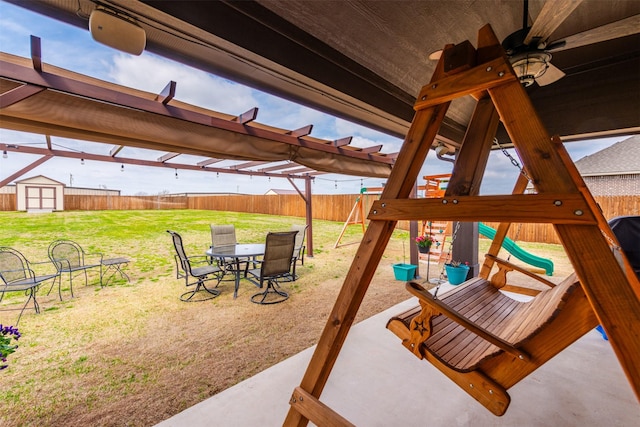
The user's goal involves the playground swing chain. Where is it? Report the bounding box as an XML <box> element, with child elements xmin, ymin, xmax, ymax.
<box><xmin>432</xmin><ymin>139</ymin><xmax>527</xmax><ymax>296</ymax></box>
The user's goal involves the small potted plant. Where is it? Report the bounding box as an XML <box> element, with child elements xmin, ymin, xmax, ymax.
<box><xmin>415</xmin><ymin>235</ymin><xmax>433</xmax><ymax>254</ymax></box>
<box><xmin>444</xmin><ymin>260</ymin><xmax>470</xmax><ymax>285</ymax></box>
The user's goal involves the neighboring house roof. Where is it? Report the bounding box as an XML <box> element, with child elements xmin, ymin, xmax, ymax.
<box><xmin>575</xmin><ymin>136</ymin><xmax>640</xmax><ymax>176</ymax></box>
<box><xmin>14</xmin><ymin>175</ymin><xmax>66</xmax><ymax>186</ymax></box>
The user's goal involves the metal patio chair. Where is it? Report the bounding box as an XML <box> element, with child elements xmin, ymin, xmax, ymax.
<box><xmin>0</xmin><ymin>247</ymin><xmax>59</xmax><ymax>324</ymax></box>
<box><xmin>168</xmin><ymin>230</ymin><xmax>223</xmax><ymax>302</ymax></box>
<box><xmin>246</xmin><ymin>231</ymin><xmax>297</xmax><ymax>304</ymax></box>
<box><xmin>48</xmin><ymin>240</ymin><xmax>103</xmax><ymax>299</ymax></box>
<box><xmin>210</xmin><ymin>224</ymin><xmax>250</xmax><ymax>279</ymax></box>
<box><xmin>288</xmin><ymin>224</ymin><xmax>308</xmax><ymax>281</ymax></box>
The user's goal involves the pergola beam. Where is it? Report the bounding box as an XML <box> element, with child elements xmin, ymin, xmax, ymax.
<box><xmin>0</xmin><ymin>154</ymin><xmax>53</xmax><ymax>187</ymax></box>
<box><xmin>1</xmin><ymin>144</ymin><xmax>316</xmax><ymax>180</ymax></box>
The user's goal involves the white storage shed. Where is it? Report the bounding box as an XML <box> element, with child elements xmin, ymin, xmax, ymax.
<box><xmin>15</xmin><ymin>175</ymin><xmax>65</xmax><ymax>212</ymax></box>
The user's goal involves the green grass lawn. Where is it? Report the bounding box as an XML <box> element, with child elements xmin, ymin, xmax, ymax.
<box><xmin>0</xmin><ymin>209</ymin><xmax>414</xmax><ymax>426</ymax></box>
<box><xmin>0</xmin><ymin>210</ymin><xmax>570</xmax><ymax>426</ymax></box>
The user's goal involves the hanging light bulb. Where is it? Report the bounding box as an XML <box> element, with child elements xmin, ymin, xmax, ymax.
<box><xmin>2</xmin><ymin>150</ymin><xmax>7</xmax><ymax>159</ymax></box>
<box><xmin>81</xmin><ymin>158</ymin><xmax>85</xmax><ymax>165</ymax></box>
<box><xmin>121</xmin><ymin>164</ymin><xmax>124</xmax><ymax>172</ymax></box>
<box><xmin>334</xmin><ymin>180</ymin><xmax>338</xmax><ymax>189</ymax></box>
<box><xmin>175</xmin><ymin>168</ymin><xmax>178</xmax><ymax>179</ymax></box>
<box><xmin>268</xmin><ymin>176</ymin><xmax>271</xmax><ymax>182</ymax></box>
<box><xmin>216</xmin><ymin>172</ymin><xmax>219</xmax><ymax>178</ymax></box>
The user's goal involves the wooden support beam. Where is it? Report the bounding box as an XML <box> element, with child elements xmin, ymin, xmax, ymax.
<box><xmin>0</xmin><ymin>84</ymin><xmax>45</xmax><ymax>108</ymax></box>
<box><xmin>358</xmin><ymin>145</ymin><xmax>383</xmax><ymax>154</ymax></box>
<box><xmin>110</xmin><ymin>145</ymin><xmax>124</xmax><ymax>157</ymax></box>
<box><xmin>524</xmin><ymin>0</ymin><xmax>583</xmax><ymax>46</ymax></box>
<box><xmin>45</xmin><ymin>134</ymin><xmax>52</xmax><ymax>150</ymax></box>
<box><xmin>197</xmin><ymin>158</ymin><xmax>223</xmax><ymax>167</ymax></box>
<box><xmin>157</xmin><ymin>152</ymin><xmax>180</xmax><ymax>162</ymax></box>
<box><xmin>488</xmin><ymin>69</ymin><xmax>640</xmax><ymax>399</ymax></box>
<box><xmin>333</xmin><ymin>137</ymin><xmax>352</xmax><ymax>147</ymax></box>
<box><xmin>289</xmin><ymin>387</ymin><xmax>354</xmax><ymax>427</ymax></box>
<box><xmin>288</xmin><ymin>125</ymin><xmax>313</xmax><ymax>137</ymax></box>
<box><xmin>368</xmin><ymin>194</ymin><xmax>597</xmax><ymax>224</ymax></box>
<box><xmin>414</xmin><ymin>56</ymin><xmax>516</xmax><ymax>110</ymax></box>
<box><xmin>1</xmin><ymin>145</ymin><xmax>312</xmax><ymax>180</ymax></box>
<box><xmin>446</xmin><ymin>96</ymin><xmax>499</xmax><ymax>196</ymax></box>
<box><xmin>0</xmin><ymin>154</ymin><xmax>53</xmax><ymax>187</ymax></box>
<box><xmin>230</xmin><ymin>160</ymin><xmax>269</xmax><ymax>170</ymax></box>
<box><xmin>155</xmin><ymin>80</ymin><xmax>176</xmax><ymax>105</ymax></box>
<box><xmin>284</xmin><ymin>44</ymin><xmax>453</xmax><ymax>427</ymax></box>
<box><xmin>283</xmin><ymin>167</ymin><xmax>315</xmax><ymax>175</ymax></box>
<box><xmin>259</xmin><ymin>162</ymin><xmax>296</xmax><ymax>172</ymax></box>
<box><xmin>30</xmin><ymin>35</ymin><xmax>42</xmax><ymax>72</ymax></box>
<box><xmin>235</xmin><ymin>107</ymin><xmax>258</xmax><ymax>124</ymax></box>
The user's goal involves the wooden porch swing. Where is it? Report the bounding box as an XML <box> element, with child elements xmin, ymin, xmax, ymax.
<box><xmin>284</xmin><ymin>24</ymin><xmax>640</xmax><ymax>426</ymax></box>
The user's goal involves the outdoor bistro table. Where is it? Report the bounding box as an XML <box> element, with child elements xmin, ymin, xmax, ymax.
<box><xmin>206</xmin><ymin>244</ymin><xmax>265</xmax><ymax>298</ymax></box>
<box><xmin>101</xmin><ymin>257</ymin><xmax>130</xmax><ymax>286</ymax></box>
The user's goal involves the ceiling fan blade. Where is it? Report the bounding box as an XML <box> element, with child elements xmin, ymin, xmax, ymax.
<box><xmin>524</xmin><ymin>0</ymin><xmax>584</xmax><ymax>46</ymax></box>
<box><xmin>536</xmin><ymin>63</ymin><xmax>565</xmax><ymax>86</ymax></box>
<box><xmin>548</xmin><ymin>14</ymin><xmax>640</xmax><ymax>52</ymax></box>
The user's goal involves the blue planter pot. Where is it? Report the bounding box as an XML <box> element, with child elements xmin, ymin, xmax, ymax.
<box><xmin>445</xmin><ymin>265</ymin><xmax>470</xmax><ymax>285</ymax></box>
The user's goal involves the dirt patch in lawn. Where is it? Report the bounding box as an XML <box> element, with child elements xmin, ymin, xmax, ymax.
<box><xmin>0</xmin><ymin>221</ymin><xmax>571</xmax><ymax>426</ymax></box>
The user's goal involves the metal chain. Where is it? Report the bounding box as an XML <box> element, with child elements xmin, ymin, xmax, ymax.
<box><xmin>493</xmin><ymin>138</ymin><xmax>532</xmax><ymax>183</ymax></box>
<box><xmin>432</xmin><ymin>221</ymin><xmax>462</xmax><ymax>298</ymax></box>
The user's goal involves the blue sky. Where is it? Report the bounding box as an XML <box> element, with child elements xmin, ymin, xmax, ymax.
<box><xmin>0</xmin><ymin>2</ymin><xmax>628</xmax><ymax>195</ymax></box>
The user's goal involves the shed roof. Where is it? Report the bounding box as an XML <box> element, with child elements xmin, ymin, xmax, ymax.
<box><xmin>14</xmin><ymin>174</ymin><xmax>66</xmax><ymax>186</ymax></box>
<box><xmin>575</xmin><ymin>135</ymin><xmax>640</xmax><ymax>176</ymax></box>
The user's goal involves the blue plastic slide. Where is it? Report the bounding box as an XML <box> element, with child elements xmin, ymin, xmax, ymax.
<box><xmin>478</xmin><ymin>223</ymin><xmax>554</xmax><ymax>276</ymax></box>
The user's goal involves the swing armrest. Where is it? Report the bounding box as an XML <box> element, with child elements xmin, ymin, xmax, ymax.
<box><xmin>486</xmin><ymin>254</ymin><xmax>556</xmax><ymax>288</ymax></box>
<box><xmin>406</xmin><ymin>281</ymin><xmax>530</xmax><ymax>362</ymax></box>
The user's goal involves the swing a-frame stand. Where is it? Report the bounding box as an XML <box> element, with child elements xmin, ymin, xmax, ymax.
<box><xmin>284</xmin><ymin>25</ymin><xmax>640</xmax><ymax>426</ymax></box>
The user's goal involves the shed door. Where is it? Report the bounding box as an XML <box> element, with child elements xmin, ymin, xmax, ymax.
<box><xmin>26</xmin><ymin>186</ymin><xmax>56</xmax><ymax>210</ymax></box>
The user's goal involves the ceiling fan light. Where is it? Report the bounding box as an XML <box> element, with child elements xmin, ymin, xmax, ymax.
<box><xmin>510</xmin><ymin>52</ymin><xmax>551</xmax><ymax>87</ymax></box>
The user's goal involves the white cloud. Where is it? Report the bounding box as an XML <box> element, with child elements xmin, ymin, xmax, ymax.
<box><xmin>109</xmin><ymin>54</ymin><xmax>257</xmax><ymax>113</ymax></box>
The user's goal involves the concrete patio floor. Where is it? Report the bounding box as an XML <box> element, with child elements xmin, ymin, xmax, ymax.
<box><xmin>157</xmin><ymin>295</ymin><xmax>639</xmax><ymax>426</ymax></box>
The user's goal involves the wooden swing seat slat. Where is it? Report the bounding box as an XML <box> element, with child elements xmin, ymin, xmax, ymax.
<box><xmin>388</xmin><ymin>271</ymin><xmax>582</xmax><ymax>372</ymax></box>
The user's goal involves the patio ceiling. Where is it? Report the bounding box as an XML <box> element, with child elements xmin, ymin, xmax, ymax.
<box><xmin>0</xmin><ymin>51</ymin><xmax>395</xmax><ymax>180</ymax></box>
<box><xmin>7</xmin><ymin>0</ymin><xmax>639</xmax><ymax>149</ymax></box>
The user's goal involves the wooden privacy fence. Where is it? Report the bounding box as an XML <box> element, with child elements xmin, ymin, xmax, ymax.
<box><xmin>2</xmin><ymin>193</ymin><xmax>636</xmax><ymax>244</ymax></box>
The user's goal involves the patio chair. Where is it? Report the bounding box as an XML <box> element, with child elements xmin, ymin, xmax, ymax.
<box><xmin>168</xmin><ymin>230</ymin><xmax>223</xmax><ymax>302</ymax></box>
<box><xmin>210</xmin><ymin>224</ymin><xmax>249</xmax><ymax>277</ymax></box>
<box><xmin>0</xmin><ymin>247</ymin><xmax>59</xmax><ymax>325</ymax></box>
<box><xmin>48</xmin><ymin>239</ymin><xmax>103</xmax><ymax>299</ymax></box>
<box><xmin>246</xmin><ymin>231</ymin><xmax>297</xmax><ymax>304</ymax></box>
<box><xmin>288</xmin><ymin>224</ymin><xmax>308</xmax><ymax>281</ymax></box>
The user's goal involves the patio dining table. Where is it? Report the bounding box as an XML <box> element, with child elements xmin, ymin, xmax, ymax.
<box><xmin>206</xmin><ymin>244</ymin><xmax>265</xmax><ymax>298</ymax></box>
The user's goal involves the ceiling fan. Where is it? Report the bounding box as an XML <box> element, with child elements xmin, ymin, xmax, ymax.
<box><xmin>430</xmin><ymin>0</ymin><xmax>639</xmax><ymax>88</ymax></box>
<box><xmin>502</xmin><ymin>0</ymin><xmax>639</xmax><ymax>87</ymax></box>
